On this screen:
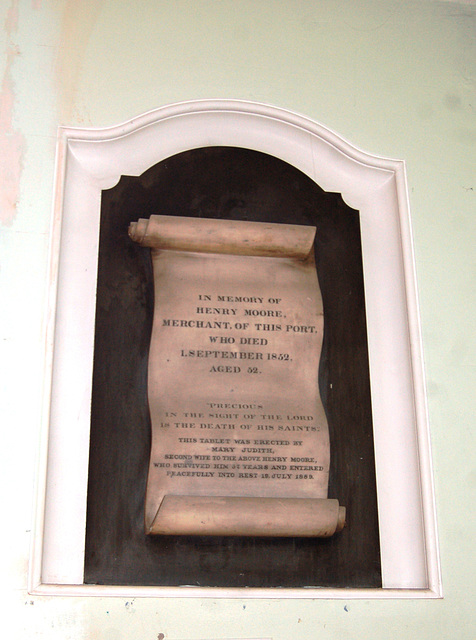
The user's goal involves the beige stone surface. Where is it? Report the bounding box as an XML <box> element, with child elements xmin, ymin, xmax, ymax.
<box><xmin>130</xmin><ymin>215</ymin><xmax>344</xmax><ymax>536</ymax></box>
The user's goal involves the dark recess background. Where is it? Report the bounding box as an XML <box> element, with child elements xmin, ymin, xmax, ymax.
<box><xmin>85</xmin><ymin>147</ymin><xmax>381</xmax><ymax>588</ymax></box>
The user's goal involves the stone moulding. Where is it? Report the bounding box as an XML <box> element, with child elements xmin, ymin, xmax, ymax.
<box><xmin>30</xmin><ymin>99</ymin><xmax>441</xmax><ymax>598</ymax></box>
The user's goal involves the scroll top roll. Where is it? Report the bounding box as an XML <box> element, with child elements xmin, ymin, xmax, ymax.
<box><xmin>129</xmin><ymin>215</ymin><xmax>316</xmax><ymax>259</ymax></box>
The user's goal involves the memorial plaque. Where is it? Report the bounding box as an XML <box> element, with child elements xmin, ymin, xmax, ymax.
<box><xmin>129</xmin><ymin>215</ymin><xmax>345</xmax><ymax>537</ymax></box>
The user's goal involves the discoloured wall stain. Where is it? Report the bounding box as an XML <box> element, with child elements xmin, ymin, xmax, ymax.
<box><xmin>55</xmin><ymin>0</ymin><xmax>103</xmax><ymax>125</ymax></box>
<box><xmin>0</xmin><ymin>0</ymin><xmax>26</xmax><ymax>225</ymax></box>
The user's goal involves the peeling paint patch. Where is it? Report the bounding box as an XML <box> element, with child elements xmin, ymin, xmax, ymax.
<box><xmin>0</xmin><ymin>0</ymin><xmax>26</xmax><ymax>225</ymax></box>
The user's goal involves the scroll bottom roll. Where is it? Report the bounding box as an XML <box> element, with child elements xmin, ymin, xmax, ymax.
<box><xmin>149</xmin><ymin>496</ymin><xmax>346</xmax><ymax>537</ymax></box>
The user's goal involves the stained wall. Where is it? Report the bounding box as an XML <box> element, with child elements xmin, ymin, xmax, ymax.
<box><xmin>1</xmin><ymin>1</ymin><xmax>475</xmax><ymax>638</ymax></box>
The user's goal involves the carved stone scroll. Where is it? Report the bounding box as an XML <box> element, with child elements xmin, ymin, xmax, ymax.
<box><xmin>129</xmin><ymin>215</ymin><xmax>345</xmax><ymax>537</ymax></box>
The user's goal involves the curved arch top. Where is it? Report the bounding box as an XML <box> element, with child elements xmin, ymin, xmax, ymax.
<box><xmin>34</xmin><ymin>100</ymin><xmax>440</xmax><ymax>597</ymax></box>
<box><xmin>65</xmin><ymin>99</ymin><xmax>401</xmax><ymax>210</ymax></box>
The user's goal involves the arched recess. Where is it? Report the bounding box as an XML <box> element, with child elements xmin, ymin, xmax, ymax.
<box><xmin>32</xmin><ymin>100</ymin><xmax>440</xmax><ymax>597</ymax></box>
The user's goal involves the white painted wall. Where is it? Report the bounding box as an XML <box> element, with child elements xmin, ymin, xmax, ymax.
<box><xmin>1</xmin><ymin>1</ymin><xmax>474</xmax><ymax>638</ymax></box>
